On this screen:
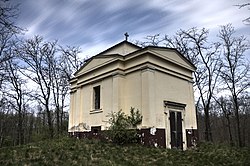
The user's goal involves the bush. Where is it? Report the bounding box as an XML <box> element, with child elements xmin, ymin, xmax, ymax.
<box><xmin>107</xmin><ymin>108</ymin><xmax>142</xmax><ymax>144</ymax></box>
<box><xmin>128</xmin><ymin>107</ymin><xmax>143</xmax><ymax>128</ymax></box>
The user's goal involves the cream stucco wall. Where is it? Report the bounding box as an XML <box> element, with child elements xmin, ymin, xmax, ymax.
<box><xmin>69</xmin><ymin>66</ymin><xmax>197</xmax><ymax>130</ymax></box>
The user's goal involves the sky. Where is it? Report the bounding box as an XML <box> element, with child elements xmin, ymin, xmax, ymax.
<box><xmin>12</xmin><ymin>0</ymin><xmax>250</xmax><ymax>58</ymax></box>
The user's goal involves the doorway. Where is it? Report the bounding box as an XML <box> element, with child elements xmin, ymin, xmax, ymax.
<box><xmin>169</xmin><ymin>111</ymin><xmax>183</xmax><ymax>149</ymax></box>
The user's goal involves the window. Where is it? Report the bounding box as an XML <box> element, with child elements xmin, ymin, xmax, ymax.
<box><xmin>93</xmin><ymin>85</ymin><xmax>100</xmax><ymax>109</ymax></box>
<box><xmin>91</xmin><ymin>126</ymin><xmax>101</xmax><ymax>134</ymax></box>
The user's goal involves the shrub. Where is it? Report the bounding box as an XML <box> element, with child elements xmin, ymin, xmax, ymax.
<box><xmin>107</xmin><ymin>108</ymin><xmax>142</xmax><ymax>144</ymax></box>
<box><xmin>128</xmin><ymin>107</ymin><xmax>142</xmax><ymax>128</ymax></box>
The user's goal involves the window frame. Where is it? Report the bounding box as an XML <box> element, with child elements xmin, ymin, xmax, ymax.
<box><xmin>93</xmin><ymin>85</ymin><xmax>101</xmax><ymax>110</ymax></box>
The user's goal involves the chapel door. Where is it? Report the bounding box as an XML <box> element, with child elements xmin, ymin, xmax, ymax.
<box><xmin>169</xmin><ymin>111</ymin><xmax>183</xmax><ymax>149</ymax></box>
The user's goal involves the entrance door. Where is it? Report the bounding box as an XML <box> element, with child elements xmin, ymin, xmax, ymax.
<box><xmin>169</xmin><ymin>111</ymin><xmax>183</xmax><ymax>149</ymax></box>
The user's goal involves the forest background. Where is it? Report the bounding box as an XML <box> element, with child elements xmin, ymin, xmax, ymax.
<box><xmin>0</xmin><ymin>1</ymin><xmax>249</xmax><ymax>148</ymax></box>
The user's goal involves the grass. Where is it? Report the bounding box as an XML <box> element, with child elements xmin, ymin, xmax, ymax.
<box><xmin>0</xmin><ymin>137</ymin><xmax>249</xmax><ymax>165</ymax></box>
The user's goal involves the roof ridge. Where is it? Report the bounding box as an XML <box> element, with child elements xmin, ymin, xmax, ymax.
<box><xmin>95</xmin><ymin>40</ymin><xmax>141</xmax><ymax>56</ymax></box>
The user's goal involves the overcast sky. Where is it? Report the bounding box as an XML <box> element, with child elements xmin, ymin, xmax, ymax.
<box><xmin>13</xmin><ymin>0</ymin><xmax>250</xmax><ymax>58</ymax></box>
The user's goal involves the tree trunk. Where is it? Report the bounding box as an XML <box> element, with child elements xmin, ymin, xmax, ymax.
<box><xmin>60</xmin><ymin>106</ymin><xmax>64</xmax><ymax>134</ymax></box>
<box><xmin>234</xmin><ymin>96</ymin><xmax>242</xmax><ymax>147</ymax></box>
<box><xmin>17</xmin><ymin>111</ymin><xmax>24</xmax><ymax>145</ymax></box>
<box><xmin>204</xmin><ymin>107</ymin><xmax>213</xmax><ymax>142</ymax></box>
<box><xmin>45</xmin><ymin>104</ymin><xmax>53</xmax><ymax>138</ymax></box>
<box><xmin>0</xmin><ymin>121</ymin><xmax>4</xmax><ymax>147</ymax></box>
<box><xmin>56</xmin><ymin>107</ymin><xmax>60</xmax><ymax>137</ymax></box>
<box><xmin>226</xmin><ymin>115</ymin><xmax>233</xmax><ymax>145</ymax></box>
<box><xmin>28</xmin><ymin>114</ymin><xmax>34</xmax><ymax>143</ymax></box>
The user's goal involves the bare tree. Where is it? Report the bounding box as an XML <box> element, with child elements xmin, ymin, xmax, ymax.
<box><xmin>59</xmin><ymin>46</ymin><xmax>83</xmax><ymax>80</ymax></box>
<box><xmin>3</xmin><ymin>54</ymin><xmax>28</xmax><ymax>145</ymax></box>
<box><xmin>49</xmin><ymin>54</ymin><xmax>61</xmax><ymax>136</ymax></box>
<box><xmin>218</xmin><ymin>24</ymin><xmax>250</xmax><ymax>147</ymax></box>
<box><xmin>238</xmin><ymin>92</ymin><xmax>250</xmax><ymax>146</ymax></box>
<box><xmin>0</xmin><ymin>1</ymin><xmax>25</xmax><ymax>146</ymax></box>
<box><xmin>0</xmin><ymin>97</ymin><xmax>11</xmax><ymax>147</ymax></box>
<box><xmin>15</xmin><ymin>36</ymin><xmax>84</xmax><ymax>138</ymax></box>
<box><xmin>236</xmin><ymin>3</ymin><xmax>250</xmax><ymax>24</ymax></box>
<box><xmin>0</xmin><ymin>1</ymin><xmax>23</xmax><ymax>81</ymax></box>
<box><xmin>163</xmin><ymin>28</ymin><xmax>221</xmax><ymax>142</ymax></box>
<box><xmin>50</xmin><ymin>46</ymin><xmax>83</xmax><ymax>136</ymax></box>
<box><xmin>58</xmin><ymin>46</ymin><xmax>84</xmax><ymax>133</ymax></box>
<box><xmin>214</xmin><ymin>96</ymin><xmax>234</xmax><ymax>145</ymax></box>
<box><xmin>17</xmin><ymin>36</ymin><xmax>57</xmax><ymax>138</ymax></box>
<box><xmin>138</xmin><ymin>34</ymin><xmax>163</xmax><ymax>47</ymax></box>
<box><xmin>0</xmin><ymin>1</ymin><xmax>85</xmax><ymax>144</ymax></box>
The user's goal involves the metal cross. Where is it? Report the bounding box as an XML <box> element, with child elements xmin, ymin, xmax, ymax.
<box><xmin>124</xmin><ymin>32</ymin><xmax>129</xmax><ymax>41</ymax></box>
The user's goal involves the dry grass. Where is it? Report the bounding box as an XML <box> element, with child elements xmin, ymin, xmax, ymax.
<box><xmin>0</xmin><ymin>138</ymin><xmax>249</xmax><ymax>165</ymax></box>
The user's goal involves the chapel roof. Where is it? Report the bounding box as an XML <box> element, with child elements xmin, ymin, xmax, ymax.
<box><xmin>74</xmin><ymin>40</ymin><xmax>196</xmax><ymax>77</ymax></box>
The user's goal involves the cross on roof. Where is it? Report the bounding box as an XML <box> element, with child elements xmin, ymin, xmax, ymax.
<box><xmin>124</xmin><ymin>32</ymin><xmax>129</xmax><ymax>41</ymax></box>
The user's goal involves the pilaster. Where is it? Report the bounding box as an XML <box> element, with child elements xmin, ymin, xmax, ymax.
<box><xmin>112</xmin><ymin>72</ymin><xmax>125</xmax><ymax>113</ymax></box>
<box><xmin>141</xmin><ymin>66</ymin><xmax>155</xmax><ymax>128</ymax></box>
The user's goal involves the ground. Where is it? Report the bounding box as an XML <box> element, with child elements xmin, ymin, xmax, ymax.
<box><xmin>0</xmin><ymin>137</ymin><xmax>249</xmax><ymax>165</ymax></box>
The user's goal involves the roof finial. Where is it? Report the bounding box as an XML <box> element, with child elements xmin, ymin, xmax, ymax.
<box><xmin>124</xmin><ymin>32</ymin><xmax>129</xmax><ymax>41</ymax></box>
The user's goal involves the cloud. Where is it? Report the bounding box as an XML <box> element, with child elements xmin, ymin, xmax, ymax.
<box><xmin>13</xmin><ymin>0</ymin><xmax>250</xmax><ymax>57</ymax></box>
